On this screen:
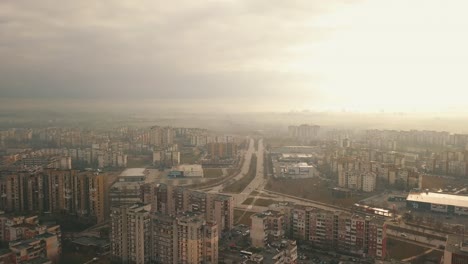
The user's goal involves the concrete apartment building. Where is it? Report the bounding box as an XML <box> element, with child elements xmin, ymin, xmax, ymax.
<box><xmin>141</xmin><ymin>183</ymin><xmax>234</xmax><ymax>233</ymax></box>
<box><xmin>152</xmin><ymin>149</ymin><xmax>180</xmax><ymax>167</ymax></box>
<box><xmin>277</xmin><ymin>204</ymin><xmax>387</xmax><ymax>259</ymax></box>
<box><xmin>250</xmin><ymin>210</ymin><xmax>285</xmax><ymax>248</ymax></box>
<box><xmin>110</xmin><ymin>203</ymin><xmax>151</xmax><ymax>264</ymax></box>
<box><xmin>338</xmin><ymin>170</ymin><xmax>377</xmax><ymax>192</ymax></box>
<box><xmin>149</xmin><ymin>126</ymin><xmax>175</xmax><ymax>147</ymax></box>
<box><xmin>288</xmin><ymin>124</ymin><xmax>320</xmax><ymax>139</ymax></box>
<box><xmin>0</xmin><ymin>169</ymin><xmax>106</xmax><ymax>223</ymax></box>
<box><xmin>97</xmin><ymin>151</ymin><xmax>127</xmax><ymax>168</ymax></box>
<box><xmin>444</xmin><ymin>235</ymin><xmax>468</xmax><ymax>263</ymax></box>
<box><xmin>0</xmin><ymin>214</ymin><xmax>61</xmax><ymax>263</ymax></box>
<box><xmin>207</xmin><ymin>142</ymin><xmax>238</xmax><ymax>159</ymax></box>
<box><xmin>151</xmin><ymin>212</ymin><xmax>219</xmax><ymax>264</ymax></box>
<box><xmin>110</xmin><ymin>168</ymin><xmax>148</xmax><ymax>208</ymax></box>
<box><xmin>111</xmin><ymin>206</ymin><xmax>218</xmax><ymax>264</ymax></box>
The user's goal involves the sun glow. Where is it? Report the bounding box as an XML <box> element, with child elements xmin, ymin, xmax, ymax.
<box><xmin>289</xmin><ymin>0</ymin><xmax>468</xmax><ymax>112</ymax></box>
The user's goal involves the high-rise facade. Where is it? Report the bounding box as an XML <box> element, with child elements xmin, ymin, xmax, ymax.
<box><xmin>279</xmin><ymin>204</ymin><xmax>386</xmax><ymax>258</ymax></box>
<box><xmin>250</xmin><ymin>210</ymin><xmax>285</xmax><ymax>248</ymax></box>
<box><xmin>288</xmin><ymin>124</ymin><xmax>320</xmax><ymax>139</ymax></box>
<box><xmin>151</xmin><ymin>212</ymin><xmax>218</xmax><ymax>264</ymax></box>
<box><xmin>207</xmin><ymin>142</ymin><xmax>238</xmax><ymax>159</ymax></box>
<box><xmin>141</xmin><ymin>183</ymin><xmax>234</xmax><ymax>233</ymax></box>
<box><xmin>110</xmin><ymin>203</ymin><xmax>151</xmax><ymax>264</ymax></box>
<box><xmin>0</xmin><ymin>169</ymin><xmax>106</xmax><ymax>223</ymax></box>
<box><xmin>111</xmin><ymin>205</ymin><xmax>218</xmax><ymax>264</ymax></box>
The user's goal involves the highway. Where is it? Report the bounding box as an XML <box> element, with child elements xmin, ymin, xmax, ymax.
<box><xmin>202</xmin><ymin>137</ymin><xmax>255</xmax><ymax>193</ymax></box>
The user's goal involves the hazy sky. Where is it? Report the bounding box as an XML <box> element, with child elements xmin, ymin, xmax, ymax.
<box><xmin>1</xmin><ymin>0</ymin><xmax>468</xmax><ymax>112</ymax></box>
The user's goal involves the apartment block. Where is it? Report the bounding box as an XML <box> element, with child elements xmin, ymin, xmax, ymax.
<box><xmin>275</xmin><ymin>204</ymin><xmax>386</xmax><ymax>259</ymax></box>
<box><xmin>141</xmin><ymin>183</ymin><xmax>234</xmax><ymax>233</ymax></box>
<box><xmin>151</xmin><ymin>212</ymin><xmax>218</xmax><ymax>264</ymax></box>
<box><xmin>0</xmin><ymin>214</ymin><xmax>61</xmax><ymax>263</ymax></box>
<box><xmin>110</xmin><ymin>203</ymin><xmax>151</xmax><ymax>264</ymax></box>
<box><xmin>0</xmin><ymin>169</ymin><xmax>106</xmax><ymax>224</ymax></box>
<box><xmin>288</xmin><ymin>124</ymin><xmax>320</xmax><ymax>139</ymax></box>
<box><xmin>250</xmin><ymin>210</ymin><xmax>285</xmax><ymax>248</ymax></box>
<box><xmin>338</xmin><ymin>170</ymin><xmax>376</xmax><ymax>192</ymax></box>
<box><xmin>207</xmin><ymin>142</ymin><xmax>238</xmax><ymax>159</ymax></box>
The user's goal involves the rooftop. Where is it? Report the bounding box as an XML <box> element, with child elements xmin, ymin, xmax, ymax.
<box><xmin>252</xmin><ymin>210</ymin><xmax>283</xmax><ymax>218</ymax></box>
<box><xmin>72</xmin><ymin>236</ymin><xmax>110</xmax><ymax>248</ymax></box>
<box><xmin>24</xmin><ymin>257</ymin><xmax>52</xmax><ymax>264</ymax></box>
<box><xmin>119</xmin><ymin>168</ymin><xmax>147</xmax><ymax>178</ymax></box>
<box><xmin>445</xmin><ymin>235</ymin><xmax>468</xmax><ymax>256</ymax></box>
<box><xmin>406</xmin><ymin>191</ymin><xmax>468</xmax><ymax>208</ymax></box>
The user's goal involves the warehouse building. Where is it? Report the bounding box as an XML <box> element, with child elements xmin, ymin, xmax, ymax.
<box><xmin>406</xmin><ymin>191</ymin><xmax>468</xmax><ymax>215</ymax></box>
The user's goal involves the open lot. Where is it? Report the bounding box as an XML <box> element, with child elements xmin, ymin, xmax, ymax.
<box><xmin>386</xmin><ymin>238</ymin><xmax>428</xmax><ymax>260</ymax></box>
<box><xmin>234</xmin><ymin>209</ymin><xmax>255</xmax><ymax>226</ymax></box>
<box><xmin>422</xmin><ymin>174</ymin><xmax>468</xmax><ymax>193</ymax></box>
<box><xmin>265</xmin><ymin>178</ymin><xmax>373</xmax><ymax>207</ymax></box>
<box><xmin>203</xmin><ymin>168</ymin><xmax>223</xmax><ymax>178</ymax></box>
<box><xmin>242</xmin><ymin>198</ymin><xmax>276</xmax><ymax>207</ymax></box>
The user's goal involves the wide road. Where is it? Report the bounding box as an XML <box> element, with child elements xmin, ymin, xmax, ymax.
<box><xmin>234</xmin><ymin>138</ymin><xmax>266</xmax><ymax>206</ymax></box>
<box><xmin>204</xmin><ymin>137</ymin><xmax>255</xmax><ymax>193</ymax></box>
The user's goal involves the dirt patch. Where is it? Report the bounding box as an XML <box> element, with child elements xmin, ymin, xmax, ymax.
<box><xmin>242</xmin><ymin>198</ymin><xmax>276</xmax><ymax>207</ymax></box>
<box><xmin>386</xmin><ymin>238</ymin><xmax>428</xmax><ymax>260</ymax></box>
<box><xmin>234</xmin><ymin>209</ymin><xmax>255</xmax><ymax>226</ymax></box>
<box><xmin>203</xmin><ymin>168</ymin><xmax>223</xmax><ymax>178</ymax></box>
<box><xmin>422</xmin><ymin>175</ymin><xmax>468</xmax><ymax>192</ymax></box>
<box><xmin>265</xmin><ymin>178</ymin><xmax>372</xmax><ymax>207</ymax></box>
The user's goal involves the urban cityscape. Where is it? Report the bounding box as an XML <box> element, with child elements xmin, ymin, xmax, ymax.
<box><xmin>2</xmin><ymin>1</ymin><xmax>468</xmax><ymax>264</ymax></box>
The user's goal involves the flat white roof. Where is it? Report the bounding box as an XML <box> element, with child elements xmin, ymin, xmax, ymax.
<box><xmin>177</xmin><ymin>164</ymin><xmax>203</xmax><ymax>171</ymax></box>
<box><xmin>281</xmin><ymin>154</ymin><xmax>314</xmax><ymax>158</ymax></box>
<box><xmin>407</xmin><ymin>192</ymin><xmax>468</xmax><ymax>208</ymax></box>
<box><xmin>119</xmin><ymin>168</ymin><xmax>147</xmax><ymax>177</ymax></box>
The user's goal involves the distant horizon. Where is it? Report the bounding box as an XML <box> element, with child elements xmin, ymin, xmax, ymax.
<box><xmin>3</xmin><ymin>97</ymin><xmax>468</xmax><ymax>116</ymax></box>
<box><xmin>2</xmin><ymin>0</ymin><xmax>468</xmax><ymax>114</ymax></box>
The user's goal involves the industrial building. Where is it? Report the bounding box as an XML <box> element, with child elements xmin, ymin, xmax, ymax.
<box><xmin>406</xmin><ymin>191</ymin><xmax>468</xmax><ymax>215</ymax></box>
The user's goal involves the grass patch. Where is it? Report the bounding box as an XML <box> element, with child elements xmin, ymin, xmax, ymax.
<box><xmin>224</xmin><ymin>155</ymin><xmax>257</xmax><ymax>193</ymax></box>
<box><xmin>234</xmin><ymin>209</ymin><xmax>255</xmax><ymax>226</ymax></box>
<box><xmin>242</xmin><ymin>198</ymin><xmax>276</xmax><ymax>207</ymax></box>
<box><xmin>265</xmin><ymin>178</ymin><xmax>373</xmax><ymax>207</ymax></box>
<box><xmin>386</xmin><ymin>238</ymin><xmax>428</xmax><ymax>260</ymax></box>
<box><xmin>203</xmin><ymin>168</ymin><xmax>223</xmax><ymax>178</ymax></box>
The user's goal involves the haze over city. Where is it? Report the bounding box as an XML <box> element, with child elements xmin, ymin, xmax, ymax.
<box><xmin>3</xmin><ymin>1</ymin><xmax>468</xmax><ymax>264</ymax></box>
<box><xmin>2</xmin><ymin>0</ymin><xmax>468</xmax><ymax>113</ymax></box>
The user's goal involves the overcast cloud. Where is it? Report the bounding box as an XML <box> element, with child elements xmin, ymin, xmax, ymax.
<box><xmin>0</xmin><ymin>0</ymin><xmax>353</xmax><ymax>103</ymax></box>
<box><xmin>4</xmin><ymin>0</ymin><xmax>468</xmax><ymax>113</ymax></box>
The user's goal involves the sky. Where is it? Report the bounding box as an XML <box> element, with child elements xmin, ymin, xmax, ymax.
<box><xmin>1</xmin><ymin>0</ymin><xmax>468</xmax><ymax>113</ymax></box>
